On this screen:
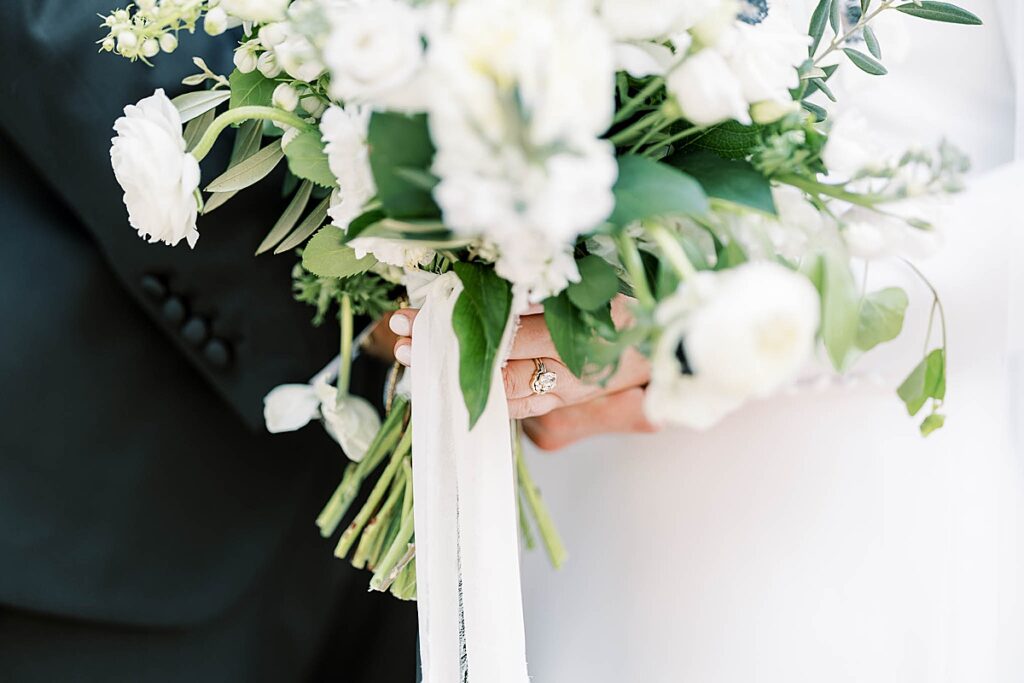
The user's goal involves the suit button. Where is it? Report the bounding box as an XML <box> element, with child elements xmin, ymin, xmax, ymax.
<box><xmin>181</xmin><ymin>317</ymin><xmax>209</xmax><ymax>347</ymax></box>
<box><xmin>139</xmin><ymin>275</ymin><xmax>167</xmax><ymax>300</ymax></box>
<box><xmin>161</xmin><ymin>296</ymin><xmax>187</xmax><ymax>326</ymax></box>
<box><xmin>203</xmin><ymin>339</ymin><xmax>232</xmax><ymax>369</ymax></box>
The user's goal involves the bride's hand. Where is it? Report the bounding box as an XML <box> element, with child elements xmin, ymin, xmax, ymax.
<box><xmin>388</xmin><ymin>296</ymin><xmax>655</xmax><ymax>422</ymax></box>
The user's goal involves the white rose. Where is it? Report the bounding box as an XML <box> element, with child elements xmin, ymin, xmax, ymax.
<box><xmin>220</xmin><ymin>0</ymin><xmax>289</xmax><ymax>23</ymax></box>
<box><xmin>110</xmin><ymin>89</ymin><xmax>200</xmax><ymax>248</ymax></box>
<box><xmin>685</xmin><ymin>262</ymin><xmax>820</xmax><ymax>397</ymax></box>
<box><xmin>323</xmin><ymin>0</ymin><xmax>425</xmax><ymax>103</ymax></box>
<box><xmin>725</xmin><ymin>14</ymin><xmax>808</xmax><ymax>106</ymax></box>
<box><xmin>320</xmin><ymin>105</ymin><xmax>376</xmax><ymax>230</ymax></box>
<box><xmin>667</xmin><ymin>49</ymin><xmax>750</xmax><ymax>125</ymax></box>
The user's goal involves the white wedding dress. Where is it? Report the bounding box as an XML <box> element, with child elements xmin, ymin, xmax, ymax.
<box><xmin>521</xmin><ymin>2</ymin><xmax>1024</xmax><ymax>681</ymax></box>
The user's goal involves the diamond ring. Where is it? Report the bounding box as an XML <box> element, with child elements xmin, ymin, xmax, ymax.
<box><xmin>530</xmin><ymin>359</ymin><xmax>558</xmax><ymax>395</ymax></box>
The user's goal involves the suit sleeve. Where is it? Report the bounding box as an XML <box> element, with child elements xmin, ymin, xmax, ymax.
<box><xmin>0</xmin><ymin>1</ymin><xmax>344</xmax><ymax>429</ymax></box>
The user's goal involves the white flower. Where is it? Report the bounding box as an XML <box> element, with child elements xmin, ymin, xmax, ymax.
<box><xmin>839</xmin><ymin>204</ymin><xmax>943</xmax><ymax>260</ymax></box>
<box><xmin>645</xmin><ymin>262</ymin><xmax>819</xmax><ymax>429</ymax></box>
<box><xmin>667</xmin><ymin>49</ymin><xmax>750</xmax><ymax>125</ymax></box>
<box><xmin>272</xmin><ymin>27</ymin><xmax>327</xmax><ymax>82</ymax></box>
<box><xmin>110</xmin><ymin>89</ymin><xmax>200</xmax><ymax>248</ymax></box>
<box><xmin>823</xmin><ymin>110</ymin><xmax>880</xmax><ymax>179</ymax></box>
<box><xmin>313</xmin><ymin>379</ymin><xmax>381</xmax><ymax>462</ymax></box>
<box><xmin>233</xmin><ymin>39</ymin><xmax>260</xmax><ymax>73</ymax></box>
<box><xmin>348</xmin><ymin>237</ymin><xmax>436</xmax><ymax>269</ymax></box>
<box><xmin>322</xmin><ymin>0</ymin><xmax>426</xmax><ymax>103</ymax></box>
<box><xmin>272</xmin><ymin>83</ymin><xmax>299</xmax><ymax>111</ymax></box>
<box><xmin>599</xmin><ymin>0</ymin><xmax>723</xmax><ymax>41</ymax></box>
<box><xmin>723</xmin><ymin>14</ymin><xmax>808</xmax><ymax>107</ymax></box>
<box><xmin>220</xmin><ymin>0</ymin><xmax>289</xmax><ymax>23</ymax></box>
<box><xmin>256</xmin><ymin>50</ymin><xmax>282</xmax><ymax>78</ymax></box>
<box><xmin>264</xmin><ymin>384</ymin><xmax>320</xmax><ymax>433</ymax></box>
<box><xmin>203</xmin><ymin>6</ymin><xmax>228</xmax><ymax>35</ymax></box>
<box><xmin>320</xmin><ymin>105</ymin><xmax>376</xmax><ymax>230</ymax></box>
<box><xmin>615</xmin><ymin>41</ymin><xmax>675</xmax><ymax>77</ymax></box>
<box><xmin>494</xmin><ymin>239</ymin><xmax>581</xmax><ymax>304</ymax></box>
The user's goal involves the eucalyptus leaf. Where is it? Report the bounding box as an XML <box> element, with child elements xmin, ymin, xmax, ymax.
<box><xmin>229</xmin><ymin>68</ymin><xmax>277</xmax><ymax>109</ymax></box>
<box><xmin>172</xmin><ymin>89</ymin><xmax>231</xmax><ymax>124</ymax></box>
<box><xmin>367</xmin><ymin>112</ymin><xmax>439</xmax><ymax>219</ymax></box>
<box><xmin>205</xmin><ymin>140</ymin><xmax>284</xmax><ymax>193</ymax></box>
<box><xmin>856</xmin><ymin>287</ymin><xmax>908</xmax><ymax>351</ymax></box>
<box><xmin>809</xmin><ymin>0</ymin><xmax>833</xmax><ymax>55</ymax></box>
<box><xmin>813</xmin><ymin>254</ymin><xmax>860</xmax><ymax>370</ymax></box>
<box><xmin>609</xmin><ymin>154</ymin><xmax>709</xmax><ymax>228</ymax></box>
<box><xmin>543</xmin><ymin>291</ymin><xmax>589</xmax><ymax>378</ymax></box>
<box><xmin>666</xmin><ymin>150</ymin><xmax>776</xmax><ymax>215</ymax></box>
<box><xmin>567</xmin><ymin>255</ymin><xmax>619</xmax><ymax>311</ymax></box>
<box><xmin>274</xmin><ymin>195</ymin><xmax>330</xmax><ymax>254</ymax></box>
<box><xmin>256</xmin><ymin>180</ymin><xmax>313</xmax><ymax>255</ymax></box>
<box><xmin>843</xmin><ymin>48</ymin><xmax>888</xmax><ymax>75</ymax></box>
<box><xmin>897</xmin><ymin>348</ymin><xmax>946</xmax><ymax>416</ymax></box>
<box><xmin>452</xmin><ymin>263</ymin><xmax>512</xmax><ymax>429</ymax></box>
<box><xmin>284</xmin><ymin>130</ymin><xmax>337</xmax><ymax>188</ymax></box>
<box><xmin>894</xmin><ymin>1</ymin><xmax>982</xmax><ymax>24</ymax></box>
<box><xmin>302</xmin><ymin>226</ymin><xmax>377</xmax><ymax>278</ymax></box>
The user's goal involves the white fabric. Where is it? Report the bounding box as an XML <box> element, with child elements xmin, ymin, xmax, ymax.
<box><xmin>522</xmin><ymin>3</ymin><xmax>1024</xmax><ymax>680</ymax></box>
<box><xmin>410</xmin><ymin>272</ymin><xmax>530</xmax><ymax>683</ymax></box>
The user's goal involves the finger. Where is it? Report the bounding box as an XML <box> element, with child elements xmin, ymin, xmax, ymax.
<box><xmin>507</xmin><ymin>314</ymin><xmax>556</xmax><ymax>360</ymax></box>
<box><xmin>388</xmin><ymin>308</ymin><xmax>419</xmax><ymax>338</ymax></box>
<box><xmin>502</xmin><ymin>357</ymin><xmax>575</xmax><ymax>401</ymax></box>
<box><xmin>522</xmin><ymin>387</ymin><xmax>658</xmax><ymax>451</ymax></box>
<box><xmin>508</xmin><ymin>392</ymin><xmax>566</xmax><ymax>420</ymax></box>
<box><xmin>394</xmin><ymin>338</ymin><xmax>411</xmax><ymax>366</ymax></box>
<box><xmin>520</xmin><ymin>303</ymin><xmax>544</xmax><ymax>316</ymax></box>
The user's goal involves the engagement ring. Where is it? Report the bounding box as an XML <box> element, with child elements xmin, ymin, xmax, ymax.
<box><xmin>531</xmin><ymin>359</ymin><xmax>558</xmax><ymax>395</ymax></box>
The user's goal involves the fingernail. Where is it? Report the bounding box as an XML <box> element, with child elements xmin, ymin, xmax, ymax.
<box><xmin>395</xmin><ymin>344</ymin><xmax>411</xmax><ymax>366</ymax></box>
<box><xmin>389</xmin><ymin>313</ymin><xmax>411</xmax><ymax>336</ymax></box>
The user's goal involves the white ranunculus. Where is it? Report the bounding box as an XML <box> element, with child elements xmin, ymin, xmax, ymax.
<box><xmin>263</xmin><ymin>383</ymin><xmax>320</xmax><ymax>433</ymax></box>
<box><xmin>667</xmin><ymin>49</ymin><xmax>750</xmax><ymax>125</ymax></box>
<box><xmin>320</xmin><ymin>105</ymin><xmax>376</xmax><ymax>230</ymax></box>
<box><xmin>348</xmin><ymin>237</ymin><xmax>436</xmax><ymax>269</ymax></box>
<box><xmin>322</xmin><ymin>0</ymin><xmax>425</xmax><ymax>103</ymax></box>
<box><xmin>220</xmin><ymin>0</ymin><xmax>289</xmax><ymax>23</ymax></box>
<box><xmin>110</xmin><ymin>89</ymin><xmax>201</xmax><ymax>248</ymax></box>
<box><xmin>313</xmin><ymin>379</ymin><xmax>382</xmax><ymax>462</ymax></box>
<box><xmin>725</xmin><ymin>14</ymin><xmax>808</xmax><ymax>106</ymax></box>
<box><xmin>686</xmin><ymin>262</ymin><xmax>820</xmax><ymax>397</ymax></box>
<box><xmin>615</xmin><ymin>41</ymin><xmax>675</xmax><ymax>77</ymax></box>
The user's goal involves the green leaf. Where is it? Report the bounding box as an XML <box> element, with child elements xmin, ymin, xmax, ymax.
<box><xmin>714</xmin><ymin>237</ymin><xmax>748</xmax><ymax>271</ymax></box>
<box><xmin>229</xmin><ymin>69</ymin><xmax>277</xmax><ymax>109</ymax></box>
<box><xmin>609</xmin><ymin>155</ymin><xmax>709</xmax><ymax>228</ymax></box>
<box><xmin>862</xmin><ymin>25</ymin><xmax>882</xmax><ymax>59</ymax></box>
<box><xmin>183</xmin><ymin>108</ymin><xmax>216</xmax><ymax>152</ymax></box>
<box><xmin>813</xmin><ymin>254</ymin><xmax>860</xmax><ymax>370</ymax></box>
<box><xmin>809</xmin><ymin>77</ymin><xmax>837</xmax><ymax>102</ymax></box>
<box><xmin>543</xmin><ymin>291</ymin><xmax>589</xmax><ymax>378</ymax></box>
<box><xmin>689</xmin><ymin>121</ymin><xmax>764</xmax><ymax>159</ymax></box>
<box><xmin>666</xmin><ymin>150</ymin><xmax>776</xmax><ymax>215</ymax></box>
<box><xmin>567</xmin><ymin>255</ymin><xmax>619</xmax><ymax>311</ymax></box>
<box><xmin>452</xmin><ymin>263</ymin><xmax>513</xmax><ymax>429</ymax></box>
<box><xmin>809</xmin><ymin>0</ymin><xmax>833</xmax><ymax>55</ymax></box>
<box><xmin>256</xmin><ymin>180</ymin><xmax>313</xmax><ymax>255</ymax></box>
<box><xmin>284</xmin><ymin>130</ymin><xmax>337</xmax><ymax>188</ymax></box>
<box><xmin>203</xmin><ymin>120</ymin><xmax>263</xmax><ymax>214</ymax></box>
<box><xmin>367</xmin><ymin>112</ymin><xmax>439</xmax><ymax>219</ymax></box>
<box><xmin>843</xmin><ymin>48</ymin><xmax>888</xmax><ymax>75</ymax></box>
<box><xmin>920</xmin><ymin>412</ymin><xmax>946</xmax><ymax>436</ymax></box>
<box><xmin>801</xmin><ymin>100</ymin><xmax>828</xmax><ymax>122</ymax></box>
<box><xmin>174</xmin><ymin>90</ymin><xmax>230</xmax><ymax>125</ymax></box>
<box><xmin>302</xmin><ymin>226</ymin><xmax>377</xmax><ymax>278</ymax></box>
<box><xmin>274</xmin><ymin>195</ymin><xmax>331</xmax><ymax>254</ymax></box>
<box><xmin>894</xmin><ymin>1</ymin><xmax>982</xmax><ymax>24</ymax></box>
<box><xmin>205</xmin><ymin>140</ymin><xmax>284</xmax><ymax>193</ymax></box>
<box><xmin>855</xmin><ymin>287</ymin><xmax>908</xmax><ymax>351</ymax></box>
<box><xmin>829</xmin><ymin>0</ymin><xmax>841</xmax><ymax>33</ymax></box>
<box><xmin>897</xmin><ymin>348</ymin><xmax>946</xmax><ymax>416</ymax></box>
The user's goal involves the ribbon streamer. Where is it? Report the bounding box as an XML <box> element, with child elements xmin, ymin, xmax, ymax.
<box><xmin>410</xmin><ymin>272</ymin><xmax>530</xmax><ymax>683</ymax></box>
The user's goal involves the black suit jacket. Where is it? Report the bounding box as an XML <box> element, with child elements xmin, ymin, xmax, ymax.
<box><xmin>0</xmin><ymin>1</ymin><xmax>411</xmax><ymax>654</ymax></box>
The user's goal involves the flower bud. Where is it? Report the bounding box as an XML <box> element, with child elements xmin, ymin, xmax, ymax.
<box><xmin>116</xmin><ymin>31</ymin><xmax>138</xmax><ymax>56</ymax></box>
<box><xmin>233</xmin><ymin>45</ymin><xmax>259</xmax><ymax>73</ymax></box>
<box><xmin>750</xmin><ymin>99</ymin><xmax>798</xmax><ymax>125</ymax></box>
<box><xmin>136</xmin><ymin>0</ymin><xmax>157</xmax><ymax>12</ymax></box>
<box><xmin>259</xmin><ymin>23</ymin><xmax>288</xmax><ymax>49</ymax></box>
<box><xmin>300</xmin><ymin>95</ymin><xmax>326</xmax><ymax>118</ymax></box>
<box><xmin>273</xmin><ymin>83</ymin><xmax>299</xmax><ymax>112</ymax></box>
<box><xmin>141</xmin><ymin>38</ymin><xmax>159</xmax><ymax>58</ymax></box>
<box><xmin>257</xmin><ymin>51</ymin><xmax>282</xmax><ymax>79</ymax></box>
<box><xmin>204</xmin><ymin>7</ymin><xmax>228</xmax><ymax>36</ymax></box>
<box><xmin>101</xmin><ymin>36</ymin><xmax>116</xmax><ymax>52</ymax></box>
<box><xmin>160</xmin><ymin>33</ymin><xmax>179</xmax><ymax>54</ymax></box>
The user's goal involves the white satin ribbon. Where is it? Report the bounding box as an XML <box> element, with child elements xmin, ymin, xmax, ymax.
<box><xmin>410</xmin><ymin>271</ymin><xmax>529</xmax><ymax>683</ymax></box>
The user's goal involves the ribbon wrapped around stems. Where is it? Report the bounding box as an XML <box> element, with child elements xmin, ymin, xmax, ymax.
<box><xmin>409</xmin><ymin>272</ymin><xmax>530</xmax><ymax>683</ymax></box>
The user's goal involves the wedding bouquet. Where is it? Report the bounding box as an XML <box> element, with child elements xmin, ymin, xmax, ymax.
<box><xmin>103</xmin><ymin>0</ymin><xmax>979</xmax><ymax>676</ymax></box>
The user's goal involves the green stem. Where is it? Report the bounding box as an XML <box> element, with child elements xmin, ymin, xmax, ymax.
<box><xmin>336</xmin><ymin>293</ymin><xmax>353</xmax><ymax>401</ymax></box>
<box><xmin>353</xmin><ymin>466</ymin><xmax>406</xmax><ymax>570</ymax></box>
<box><xmin>640</xmin><ymin>125</ymin><xmax>704</xmax><ymax>156</ymax></box>
<box><xmin>814</xmin><ymin>1</ymin><xmax>897</xmax><ymax>66</ymax></box>
<box><xmin>647</xmin><ymin>222</ymin><xmax>699</xmax><ymax>282</ymax></box>
<box><xmin>776</xmin><ymin>173</ymin><xmax>885</xmax><ymax>209</ymax></box>
<box><xmin>612</xmin><ymin>77</ymin><xmax>665</xmax><ymax>125</ymax></box>
<box><xmin>613</xmin><ymin>232</ymin><xmax>655</xmax><ymax>309</ymax></box>
<box><xmin>609</xmin><ymin>111</ymin><xmax>663</xmax><ymax>146</ymax></box>
<box><xmin>514</xmin><ymin>422</ymin><xmax>567</xmax><ymax>569</ymax></box>
<box><xmin>190</xmin><ymin>106</ymin><xmax>313</xmax><ymax>161</ymax></box>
